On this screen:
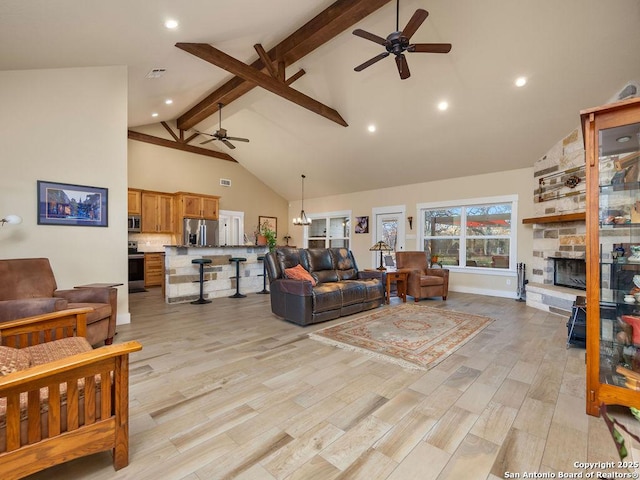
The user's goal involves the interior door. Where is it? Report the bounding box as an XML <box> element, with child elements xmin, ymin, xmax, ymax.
<box><xmin>374</xmin><ymin>210</ymin><xmax>405</xmax><ymax>268</ymax></box>
<box><xmin>218</xmin><ymin>210</ymin><xmax>244</xmax><ymax>246</ymax></box>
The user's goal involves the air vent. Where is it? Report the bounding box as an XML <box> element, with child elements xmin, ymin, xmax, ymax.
<box><xmin>220</xmin><ymin>178</ymin><xmax>231</xmax><ymax>187</ymax></box>
<box><xmin>146</xmin><ymin>68</ymin><xmax>166</xmax><ymax>79</ymax></box>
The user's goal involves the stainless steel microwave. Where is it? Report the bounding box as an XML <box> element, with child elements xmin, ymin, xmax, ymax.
<box><xmin>128</xmin><ymin>215</ymin><xmax>141</xmax><ymax>232</ymax></box>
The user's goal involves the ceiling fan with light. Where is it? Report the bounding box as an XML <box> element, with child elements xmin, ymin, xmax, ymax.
<box><xmin>352</xmin><ymin>0</ymin><xmax>451</xmax><ymax>80</ymax></box>
<box><xmin>196</xmin><ymin>103</ymin><xmax>249</xmax><ymax>149</ymax></box>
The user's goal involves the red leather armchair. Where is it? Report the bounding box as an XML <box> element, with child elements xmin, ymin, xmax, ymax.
<box><xmin>0</xmin><ymin>258</ymin><xmax>117</xmax><ymax>346</ymax></box>
<box><xmin>395</xmin><ymin>251</ymin><xmax>449</xmax><ymax>301</ymax></box>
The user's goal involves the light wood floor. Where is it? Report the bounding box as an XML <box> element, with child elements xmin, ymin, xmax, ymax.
<box><xmin>27</xmin><ymin>288</ymin><xmax>624</xmax><ymax>479</ymax></box>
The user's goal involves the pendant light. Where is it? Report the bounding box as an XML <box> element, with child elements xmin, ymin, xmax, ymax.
<box><xmin>293</xmin><ymin>174</ymin><xmax>311</xmax><ymax>226</ymax></box>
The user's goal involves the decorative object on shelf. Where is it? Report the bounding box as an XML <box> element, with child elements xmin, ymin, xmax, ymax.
<box><xmin>283</xmin><ymin>234</ymin><xmax>291</xmax><ymax>246</ymax></box>
<box><xmin>536</xmin><ymin>165</ymin><xmax>585</xmax><ymax>203</ymax></box>
<box><xmin>634</xmin><ymin>275</ymin><xmax>640</xmax><ymax>290</ymax></box>
<box><xmin>355</xmin><ymin>216</ymin><xmax>369</xmax><ymax>234</ymax></box>
<box><xmin>292</xmin><ymin>174</ymin><xmax>311</xmax><ymax>226</ymax></box>
<box><xmin>370</xmin><ymin>240</ymin><xmax>392</xmax><ymax>270</ymax></box>
<box><xmin>37</xmin><ymin>180</ymin><xmax>108</xmax><ymax>227</ymax></box>
<box><xmin>407</xmin><ymin>216</ymin><xmax>413</xmax><ymax>230</ymax></box>
<box><xmin>629</xmin><ymin>246</ymin><xmax>640</xmax><ymax>263</ymax></box>
<box><xmin>0</xmin><ymin>214</ymin><xmax>22</xmax><ymax>226</ymax></box>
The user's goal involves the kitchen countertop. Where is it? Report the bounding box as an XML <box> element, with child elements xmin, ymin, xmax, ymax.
<box><xmin>165</xmin><ymin>245</ymin><xmax>268</xmax><ymax>248</ymax></box>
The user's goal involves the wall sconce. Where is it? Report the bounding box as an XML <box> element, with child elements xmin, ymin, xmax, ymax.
<box><xmin>407</xmin><ymin>216</ymin><xmax>413</xmax><ymax>230</ymax></box>
<box><xmin>1</xmin><ymin>214</ymin><xmax>22</xmax><ymax>227</ymax></box>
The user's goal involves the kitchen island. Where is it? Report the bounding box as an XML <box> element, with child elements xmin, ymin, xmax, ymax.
<box><xmin>164</xmin><ymin>245</ymin><xmax>269</xmax><ymax>304</ymax></box>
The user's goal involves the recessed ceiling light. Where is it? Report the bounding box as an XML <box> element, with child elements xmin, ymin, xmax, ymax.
<box><xmin>515</xmin><ymin>76</ymin><xmax>527</xmax><ymax>87</ymax></box>
<box><xmin>165</xmin><ymin>99</ymin><xmax>173</xmax><ymax>105</ymax></box>
<box><xmin>367</xmin><ymin>124</ymin><xmax>376</xmax><ymax>133</ymax></box>
<box><xmin>164</xmin><ymin>19</ymin><xmax>178</xmax><ymax>29</ymax></box>
<box><xmin>437</xmin><ymin>101</ymin><xmax>448</xmax><ymax>111</ymax></box>
<box><xmin>151</xmin><ymin>112</ymin><xmax>159</xmax><ymax>117</ymax></box>
<box><xmin>617</xmin><ymin>135</ymin><xmax>632</xmax><ymax>143</ymax></box>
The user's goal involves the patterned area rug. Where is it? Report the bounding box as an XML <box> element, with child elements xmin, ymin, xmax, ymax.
<box><xmin>309</xmin><ymin>304</ymin><xmax>494</xmax><ymax>370</ymax></box>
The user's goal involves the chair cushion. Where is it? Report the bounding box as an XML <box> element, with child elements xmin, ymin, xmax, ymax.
<box><xmin>284</xmin><ymin>264</ymin><xmax>317</xmax><ymax>286</ymax></box>
<box><xmin>23</xmin><ymin>336</ymin><xmax>93</xmax><ymax>365</ymax></box>
<box><xmin>0</xmin><ymin>346</ymin><xmax>31</xmax><ymax>376</ymax></box>
<box><xmin>420</xmin><ymin>275</ymin><xmax>444</xmax><ymax>287</ymax></box>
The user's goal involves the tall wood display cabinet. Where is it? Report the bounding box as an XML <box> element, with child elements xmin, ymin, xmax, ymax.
<box><xmin>583</xmin><ymin>97</ymin><xmax>640</xmax><ymax>416</ymax></box>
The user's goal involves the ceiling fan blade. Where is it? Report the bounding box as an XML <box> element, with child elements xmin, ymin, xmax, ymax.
<box><xmin>402</xmin><ymin>9</ymin><xmax>428</xmax><ymax>40</ymax></box>
<box><xmin>226</xmin><ymin>136</ymin><xmax>250</xmax><ymax>143</ymax></box>
<box><xmin>221</xmin><ymin>139</ymin><xmax>236</xmax><ymax>149</ymax></box>
<box><xmin>354</xmin><ymin>52</ymin><xmax>390</xmax><ymax>72</ymax></box>
<box><xmin>408</xmin><ymin>43</ymin><xmax>452</xmax><ymax>53</ymax></box>
<box><xmin>200</xmin><ymin>138</ymin><xmax>216</xmax><ymax>145</ymax></box>
<box><xmin>353</xmin><ymin>28</ymin><xmax>387</xmax><ymax>46</ymax></box>
<box><xmin>395</xmin><ymin>54</ymin><xmax>410</xmax><ymax>80</ymax></box>
<box><xmin>194</xmin><ymin>130</ymin><xmax>215</xmax><ymax>137</ymax></box>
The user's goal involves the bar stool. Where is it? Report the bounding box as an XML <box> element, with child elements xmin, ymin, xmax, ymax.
<box><xmin>229</xmin><ymin>257</ymin><xmax>247</xmax><ymax>298</ymax></box>
<box><xmin>256</xmin><ymin>255</ymin><xmax>269</xmax><ymax>294</ymax></box>
<box><xmin>191</xmin><ymin>258</ymin><xmax>212</xmax><ymax>304</ymax></box>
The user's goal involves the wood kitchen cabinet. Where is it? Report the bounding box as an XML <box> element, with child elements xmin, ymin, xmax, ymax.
<box><xmin>128</xmin><ymin>189</ymin><xmax>141</xmax><ymax>215</ymax></box>
<box><xmin>175</xmin><ymin>192</ymin><xmax>219</xmax><ymax>220</ymax></box>
<box><xmin>583</xmin><ymin>97</ymin><xmax>640</xmax><ymax>416</ymax></box>
<box><xmin>141</xmin><ymin>191</ymin><xmax>174</xmax><ymax>233</ymax></box>
<box><xmin>144</xmin><ymin>252</ymin><xmax>165</xmax><ymax>287</ymax></box>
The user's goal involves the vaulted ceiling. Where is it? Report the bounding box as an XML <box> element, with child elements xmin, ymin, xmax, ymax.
<box><xmin>2</xmin><ymin>0</ymin><xmax>640</xmax><ymax>201</ymax></box>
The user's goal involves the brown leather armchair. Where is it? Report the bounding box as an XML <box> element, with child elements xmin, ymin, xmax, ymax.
<box><xmin>0</xmin><ymin>258</ymin><xmax>117</xmax><ymax>346</ymax></box>
<box><xmin>395</xmin><ymin>251</ymin><xmax>449</xmax><ymax>301</ymax></box>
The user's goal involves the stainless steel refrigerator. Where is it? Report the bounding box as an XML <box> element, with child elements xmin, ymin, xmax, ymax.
<box><xmin>183</xmin><ymin>218</ymin><xmax>219</xmax><ymax>246</ymax></box>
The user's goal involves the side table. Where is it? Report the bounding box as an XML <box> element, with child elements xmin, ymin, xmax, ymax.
<box><xmin>385</xmin><ymin>270</ymin><xmax>410</xmax><ymax>304</ymax></box>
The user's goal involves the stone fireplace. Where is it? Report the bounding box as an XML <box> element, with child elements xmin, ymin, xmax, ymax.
<box><xmin>525</xmin><ymin>127</ymin><xmax>587</xmax><ymax>316</ymax></box>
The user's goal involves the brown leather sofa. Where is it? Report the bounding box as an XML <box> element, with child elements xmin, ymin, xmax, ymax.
<box><xmin>265</xmin><ymin>247</ymin><xmax>385</xmax><ymax>326</ymax></box>
<box><xmin>395</xmin><ymin>251</ymin><xmax>449</xmax><ymax>301</ymax></box>
<box><xmin>0</xmin><ymin>258</ymin><xmax>117</xmax><ymax>345</ymax></box>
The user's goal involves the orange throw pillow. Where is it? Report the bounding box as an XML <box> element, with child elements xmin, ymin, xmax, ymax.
<box><xmin>284</xmin><ymin>264</ymin><xmax>316</xmax><ymax>286</ymax></box>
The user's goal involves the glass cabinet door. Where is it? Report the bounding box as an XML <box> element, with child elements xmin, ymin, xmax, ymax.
<box><xmin>585</xmin><ymin>98</ymin><xmax>640</xmax><ymax>416</ymax></box>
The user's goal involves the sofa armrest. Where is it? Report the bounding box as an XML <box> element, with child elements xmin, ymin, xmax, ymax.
<box><xmin>54</xmin><ymin>287</ymin><xmax>115</xmax><ymax>305</ymax></box>
<box><xmin>0</xmin><ymin>308</ymin><xmax>92</xmax><ymax>348</ymax></box>
<box><xmin>426</xmin><ymin>268</ymin><xmax>449</xmax><ymax>279</ymax></box>
<box><xmin>0</xmin><ymin>298</ymin><xmax>68</xmax><ymax>323</ymax></box>
<box><xmin>274</xmin><ymin>278</ymin><xmax>314</xmax><ymax>296</ymax></box>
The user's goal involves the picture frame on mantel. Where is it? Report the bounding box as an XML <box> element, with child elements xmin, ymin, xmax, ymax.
<box><xmin>258</xmin><ymin>215</ymin><xmax>277</xmax><ymax>237</ymax></box>
<box><xmin>37</xmin><ymin>180</ymin><xmax>108</xmax><ymax>227</ymax></box>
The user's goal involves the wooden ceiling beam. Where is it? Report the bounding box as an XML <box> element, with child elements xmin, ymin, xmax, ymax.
<box><xmin>127</xmin><ymin>130</ymin><xmax>236</xmax><ymax>162</ymax></box>
<box><xmin>176</xmin><ymin>42</ymin><xmax>348</xmax><ymax>127</ymax></box>
<box><xmin>253</xmin><ymin>44</ymin><xmax>278</xmax><ymax>79</ymax></box>
<box><xmin>176</xmin><ymin>0</ymin><xmax>392</xmax><ymax>131</ymax></box>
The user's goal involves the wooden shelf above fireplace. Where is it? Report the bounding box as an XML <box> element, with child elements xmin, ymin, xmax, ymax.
<box><xmin>522</xmin><ymin>212</ymin><xmax>585</xmax><ymax>224</ymax></box>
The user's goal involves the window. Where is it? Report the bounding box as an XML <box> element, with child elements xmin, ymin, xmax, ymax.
<box><xmin>420</xmin><ymin>196</ymin><xmax>517</xmax><ymax>271</ymax></box>
<box><xmin>306</xmin><ymin>211</ymin><xmax>350</xmax><ymax>249</ymax></box>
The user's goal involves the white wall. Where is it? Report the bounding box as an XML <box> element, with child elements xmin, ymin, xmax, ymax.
<box><xmin>288</xmin><ymin>167</ymin><xmax>534</xmax><ymax>298</ymax></box>
<box><xmin>0</xmin><ymin>66</ymin><xmax>130</xmax><ymax>323</ymax></box>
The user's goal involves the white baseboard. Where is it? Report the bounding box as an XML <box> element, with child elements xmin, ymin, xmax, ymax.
<box><xmin>449</xmin><ymin>286</ymin><xmax>518</xmax><ymax>299</ymax></box>
<box><xmin>116</xmin><ymin>312</ymin><xmax>131</xmax><ymax>325</ymax></box>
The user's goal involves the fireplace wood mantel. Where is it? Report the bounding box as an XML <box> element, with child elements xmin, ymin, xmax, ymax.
<box><xmin>522</xmin><ymin>212</ymin><xmax>585</xmax><ymax>224</ymax></box>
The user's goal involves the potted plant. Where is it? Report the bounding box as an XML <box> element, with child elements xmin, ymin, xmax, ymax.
<box><xmin>259</xmin><ymin>220</ymin><xmax>277</xmax><ymax>252</ymax></box>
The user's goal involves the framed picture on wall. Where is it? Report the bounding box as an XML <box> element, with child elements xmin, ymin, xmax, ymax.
<box><xmin>37</xmin><ymin>180</ymin><xmax>108</xmax><ymax>227</ymax></box>
<box><xmin>258</xmin><ymin>215</ymin><xmax>277</xmax><ymax>237</ymax></box>
<box><xmin>355</xmin><ymin>216</ymin><xmax>369</xmax><ymax>234</ymax></box>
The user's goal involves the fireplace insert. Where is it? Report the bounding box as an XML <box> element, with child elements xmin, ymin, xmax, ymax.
<box><xmin>549</xmin><ymin>257</ymin><xmax>586</xmax><ymax>290</ymax></box>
